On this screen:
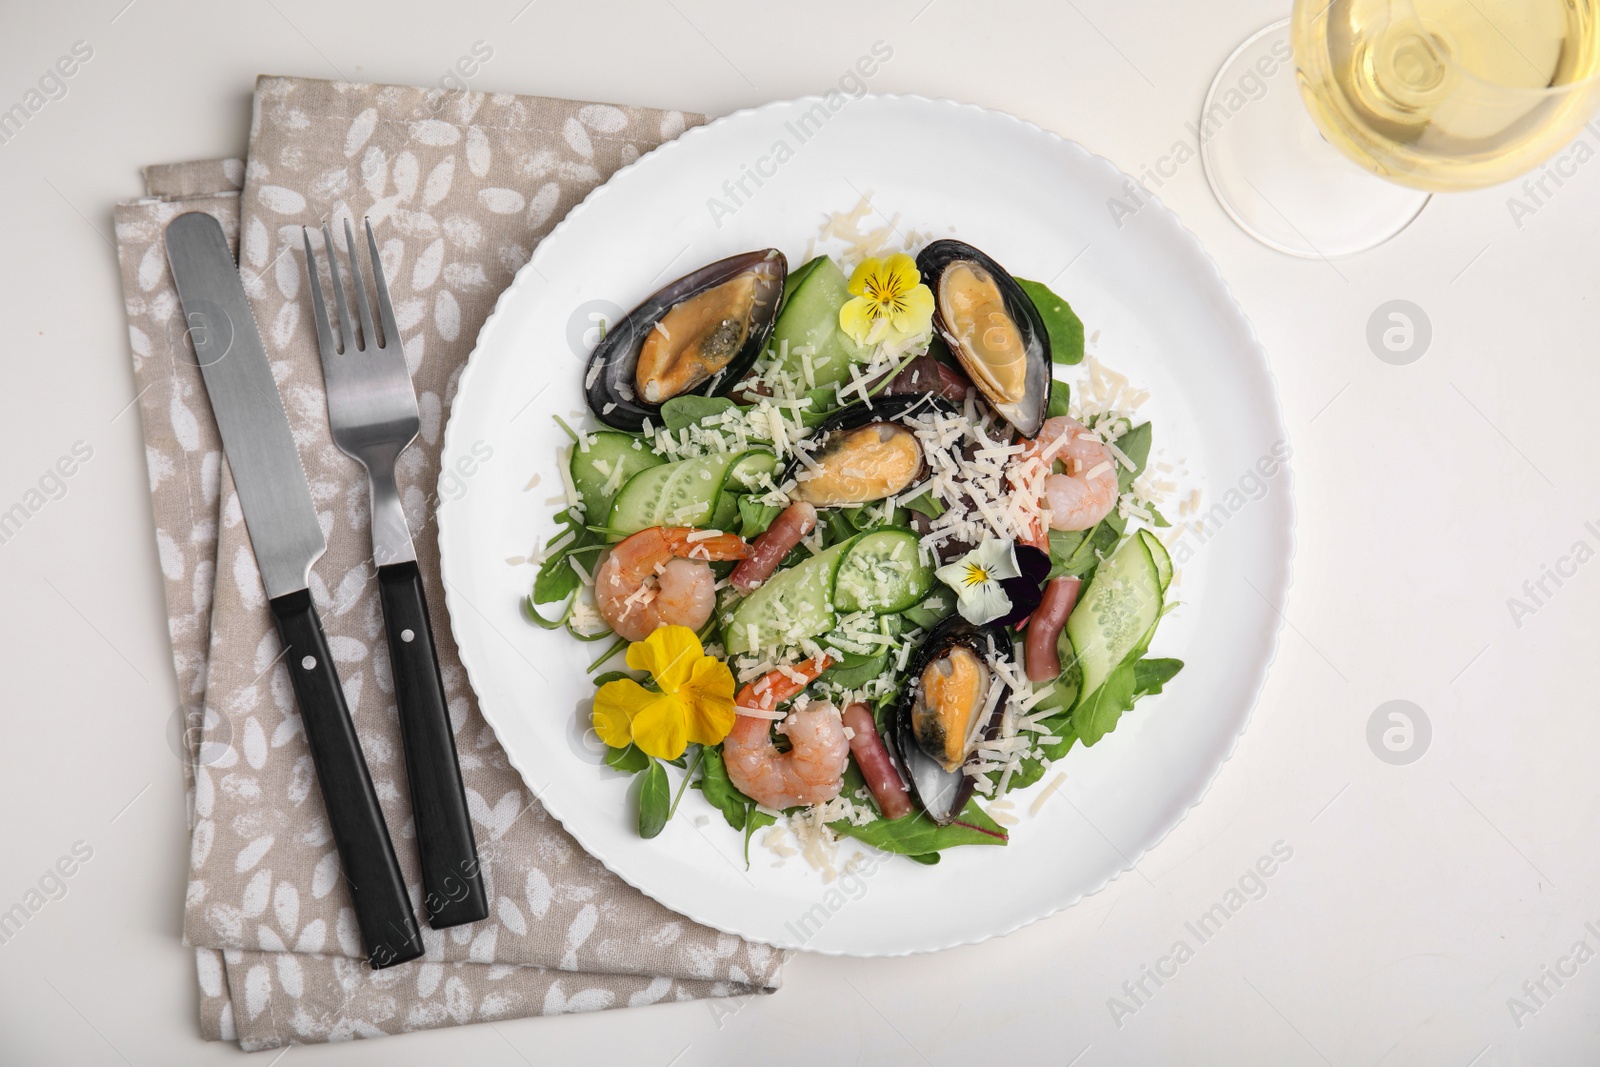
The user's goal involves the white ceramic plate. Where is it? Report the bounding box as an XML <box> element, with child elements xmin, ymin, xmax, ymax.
<box><xmin>438</xmin><ymin>95</ymin><xmax>1292</xmax><ymax>956</ymax></box>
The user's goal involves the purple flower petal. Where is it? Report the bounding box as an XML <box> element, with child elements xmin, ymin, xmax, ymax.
<box><xmin>996</xmin><ymin>545</ymin><xmax>1050</xmax><ymax>626</ymax></box>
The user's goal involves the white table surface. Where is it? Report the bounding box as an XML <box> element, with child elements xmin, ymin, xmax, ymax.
<box><xmin>3</xmin><ymin>1</ymin><xmax>1596</xmax><ymax>1063</ymax></box>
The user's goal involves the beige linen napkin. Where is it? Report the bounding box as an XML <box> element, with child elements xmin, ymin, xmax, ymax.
<box><xmin>114</xmin><ymin>78</ymin><xmax>784</xmax><ymax>1051</ymax></box>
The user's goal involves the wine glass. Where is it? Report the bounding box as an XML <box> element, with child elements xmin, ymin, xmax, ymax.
<box><xmin>1202</xmin><ymin>0</ymin><xmax>1600</xmax><ymax>257</ymax></box>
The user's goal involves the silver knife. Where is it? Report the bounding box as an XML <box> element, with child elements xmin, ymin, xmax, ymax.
<box><xmin>164</xmin><ymin>212</ymin><xmax>423</xmax><ymax>969</ymax></box>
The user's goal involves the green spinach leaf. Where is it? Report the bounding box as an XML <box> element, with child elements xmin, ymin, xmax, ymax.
<box><xmin>660</xmin><ymin>395</ymin><xmax>737</xmax><ymax>432</ymax></box>
<box><xmin>825</xmin><ymin>651</ymin><xmax>889</xmax><ymax>689</ymax></box>
<box><xmin>637</xmin><ymin>759</ymin><xmax>670</xmax><ymax>839</ymax></box>
<box><xmin>1047</xmin><ymin>378</ymin><xmax>1072</xmax><ymax>420</ymax></box>
<box><xmin>695</xmin><ymin>746</ymin><xmax>754</xmax><ymax>830</ymax></box>
<box><xmin>604</xmin><ymin>743</ymin><xmax>650</xmax><ymax>774</ymax></box>
<box><xmin>1016</xmin><ymin>278</ymin><xmax>1085</xmax><ymax>365</ymax></box>
<box><xmin>901</xmin><ymin>489</ymin><xmax>946</xmax><ymax>519</ymax></box>
<box><xmin>900</xmin><ymin>586</ymin><xmax>956</xmax><ymax>630</ymax></box>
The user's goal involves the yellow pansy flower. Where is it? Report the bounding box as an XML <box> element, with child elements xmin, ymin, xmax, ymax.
<box><xmin>838</xmin><ymin>253</ymin><xmax>935</xmax><ymax>346</ymax></box>
<box><xmin>592</xmin><ymin>626</ymin><xmax>736</xmax><ymax>760</ymax></box>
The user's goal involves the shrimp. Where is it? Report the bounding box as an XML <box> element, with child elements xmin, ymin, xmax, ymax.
<box><xmin>594</xmin><ymin>526</ymin><xmax>749</xmax><ymax>642</ymax></box>
<box><xmin>1009</xmin><ymin>416</ymin><xmax>1120</xmax><ymax>535</ymax></box>
<box><xmin>723</xmin><ymin>656</ymin><xmax>849</xmax><ymax>809</ymax></box>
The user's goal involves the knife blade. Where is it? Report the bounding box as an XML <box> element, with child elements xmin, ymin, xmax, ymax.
<box><xmin>164</xmin><ymin>211</ymin><xmax>423</xmax><ymax>969</ymax></box>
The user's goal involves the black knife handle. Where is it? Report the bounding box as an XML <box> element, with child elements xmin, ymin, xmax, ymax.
<box><xmin>378</xmin><ymin>561</ymin><xmax>488</xmax><ymax>928</ymax></box>
<box><xmin>268</xmin><ymin>589</ymin><xmax>424</xmax><ymax>968</ymax></box>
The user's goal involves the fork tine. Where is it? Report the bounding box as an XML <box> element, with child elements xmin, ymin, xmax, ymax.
<box><xmin>343</xmin><ymin>218</ymin><xmax>378</xmax><ymax>352</ymax></box>
<box><xmin>322</xmin><ymin>223</ymin><xmax>358</xmax><ymax>355</ymax></box>
<box><xmin>302</xmin><ymin>228</ymin><xmax>340</xmax><ymax>367</ymax></box>
<box><xmin>363</xmin><ymin>219</ymin><xmax>400</xmax><ymax>351</ymax></box>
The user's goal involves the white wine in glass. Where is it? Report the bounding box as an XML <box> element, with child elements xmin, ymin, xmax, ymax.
<box><xmin>1202</xmin><ymin>0</ymin><xmax>1600</xmax><ymax>255</ymax></box>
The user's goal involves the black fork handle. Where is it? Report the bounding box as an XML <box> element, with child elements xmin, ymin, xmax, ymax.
<box><xmin>378</xmin><ymin>561</ymin><xmax>488</xmax><ymax>927</ymax></box>
<box><xmin>269</xmin><ymin>589</ymin><xmax>424</xmax><ymax>968</ymax></box>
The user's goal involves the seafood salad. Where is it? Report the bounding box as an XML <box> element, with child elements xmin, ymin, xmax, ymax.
<box><xmin>528</xmin><ymin>221</ymin><xmax>1183</xmax><ymax>867</ymax></box>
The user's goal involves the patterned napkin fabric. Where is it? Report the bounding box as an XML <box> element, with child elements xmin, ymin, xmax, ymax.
<box><xmin>113</xmin><ymin>77</ymin><xmax>784</xmax><ymax>1051</ymax></box>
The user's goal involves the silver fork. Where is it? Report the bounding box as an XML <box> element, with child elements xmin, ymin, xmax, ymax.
<box><xmin>304</xmin><ymin>219</ymin><xmax>487</xmax><ymax>929</ymax></box>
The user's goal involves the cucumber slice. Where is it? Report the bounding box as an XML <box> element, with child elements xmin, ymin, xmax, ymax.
<box><xmin>725</xmin><ymin>540</ymin><xmax>855</xmax><ymax>655</ymax></box>
<box><xmin>606</xmin><ymin>453</ymin><xmax>739</xmax><ymax>537</ymax></box>
<box><xmin>727</xmin><ymin>450</ymin><xmax>779</xmax><ymax>492</ymax></box>
<box><xmin>833</xmin><ymin>528</ymin><xmax>934</xmax><ymax>614</ymax></box>
<box><xmin>779</xmin><ymin>255</ymin><xmax>827</xmax><ymax>312</ymax></box>
<box><xmin>570</xmin><ymin>432</ymin><xmax>662</xmax><ymax>523</ymax></box>
<box><xmin>1066</xmin><ymin>535</ymin><xmax>1163</xmax><ymax>703</ymax></box>
<box><xmin>1139</xmin><ymin>529</ymin><xmax>1172</xmax><ymax>593</ymax></box>
<box><xmin>766</xmin><ymin>256</ymin><xmax>868</xmax><ymax>389</ymax></box>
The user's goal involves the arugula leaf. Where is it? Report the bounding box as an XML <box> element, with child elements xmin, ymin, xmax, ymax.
<box><xmin>1004</xmin><ymin>714</ymin><xmax>1079</xmax><ymax>792</ymax></box>
<box><xmin>522</xmin><ymin>593</ymin><xmax>571</xmax><ymax>630</ymax></box>
<box><xmin>1047</xmin><ymin>378</ymin><xmax>1072</xmax><ymax>420</ymax></box>
<box><xmin>694</xmin><ymin>746</ymin><xmax>753</xmax><ymax>829</ymax></box>
<box><xmin>1073</xmin><ymin>642</ymin><xmax>1184</xmax><ymax>749</ymax></box>
<box><xmin>532</xmin><ymin>507</ymin><xmax>596</xmax><ymax>605</ymax></box>
<box><xmin>1110</xmin><ymin>421</ymin><xmax>1152</xmax><ymax>492</ymax></box>
<box><xmin>900</xmin><ymin>489</ymin><xmax>946</xmax><ymax>519</ymax></box>
<box><xmin>660</xmin><ymin>395</ymin><xmax>737</xmax><ymax>431</ymax></box>
<box><xmin>1016</xmin><ymin>278</ymin><xmax>1085</xmax><ymax>365</ymax></box>
<box><xmin>637</xmin><ymin>759</ymin><xmax>670</xmax><ymax>838</ymax></box>
<box><xmin>905</xmin><ymin>852</ymin><xmax>940</xmax><ymax>865</ymax></box>
<box><xmin>1074</xmin><ymin>661</ymin><xmax>1137</xmax><ymax>747</ymax></box>
<box><xmin>604</xmin><ymin>743</ymin><xmax>650</xmax><ymax>774</ymax></box>
<box><xmin>1133</xmin><ymin>657</ymin><xmax>1184</xmax><ymax>694</ymax></box>
<box><xmin>745</xmin><ymin>809</ymin><xmax>776</xmax><ymax>865</ymax></box>
<box><xmin>830</xmin><ymin>799</ymin><xmax>1008</xmax><ymax>855</ymax></box>
<box><xmin>1046</xmin><ymin>528</ymin><xmax>1088</xmax><ymax>578</ymax></box>
<box><xmin>738</xmin><ymin>495</ymin><xmax>782</xmax><ymax>539</ymax></box>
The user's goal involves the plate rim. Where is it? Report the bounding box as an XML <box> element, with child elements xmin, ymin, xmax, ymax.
<box><xmin>437</xmin><ymin>92</ymin><xmax>1298</xmax><ymax>956</ymax></box>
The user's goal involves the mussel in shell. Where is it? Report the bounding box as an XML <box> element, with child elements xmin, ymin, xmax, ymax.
<box><xmin>585</xmin><ymin>249</ymin><xmax>786</xmax><ymax>432</ymax></box>
<box><xmin>916</xmin><ymin>240</ymin><xmax>1050</xmax><ymax>439</ymax></box>
<box><xmin>894</xmin><ymin>615</ymin><xmax>1013</xmax><ymax>824</ymax></box>
<box><xmin>785</xmin><ymin>393</ymin><xmax>953</xmax><ymax>508</ymax></box>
